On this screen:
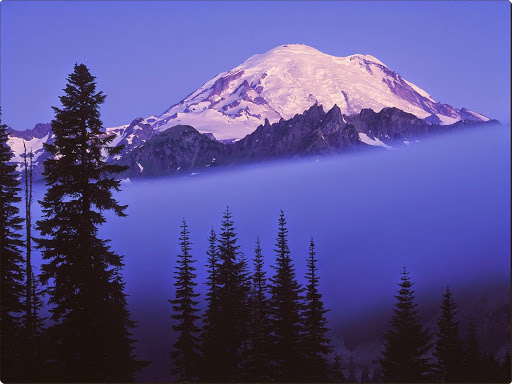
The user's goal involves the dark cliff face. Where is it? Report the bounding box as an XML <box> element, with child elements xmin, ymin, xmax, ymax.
<box><xmin>118</xmin><ymin>104</ymin><xmax>500</xmax><ymax>178</ymax></box>
<box><xmin>232</xmin><ymin>104</ymin><xmax>363</xmax><ymax>163</ymax></box>
<box><xmin>120</xmin><ymin>125</ymin><xmax>228</xmax><ymax>177</ymax></box>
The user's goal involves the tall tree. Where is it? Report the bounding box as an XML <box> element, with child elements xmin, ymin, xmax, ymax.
<box><xmin>215</xmin><ymin>207</ymin><xmax>245</xmax><ymax>381</ymax></box>
<box><xmin>170</xmin><ymin>219</ymin><xmax>201</xmax><ymax>382</ymax></box>
<box><xmin>378</xmin><ymin>268</ymin><xmax>432</xmax><ymax>382</ymax></box>
<box><xmin>200</xmin><ymin>228</ymin><xmax>223</xmax><ymax>380</ymax></box>
<box><xmin>463</xmin><ymin>318</ymin><xmax>482</xmax><ymax>382</ymax></box>
<box><xmin>0</xmin><ymin>111</ymin><xmax>25</xmax><ymax>381</ymax></box>
<box><xmin>302</xmin><ymin>237</ymin><xmax>332</xmax><ymax>381</ymax></box>
<box><xmin>434</xmin><ymin>287</ymin><xmax>463</xmax><ymax>382</ymax></box>
<box><xmin>246</xmin><ymin>237</ymin><xmax>272</xmax><ymax>381</ymax></box>
<box><xmin>269</xmin><ymin>210</ymin><xmax>305</xmax><ymax>382</ymax></box>
<box><xmin>331</xmin><ymin>353</ymin><xmax>346</xmax><ymax>383</ymax></box>
<box><xmin>237</xmin><ymin>252</ymin><xmax>253</xmax><ymax>380</ymax></box>
<box><xmin>23</xmin><ymin>143</ymin><xmax>34</xmax><ymax>333</ymax></box>
<box><xmin>35</xmin><ymin>64</ymin><xmax>142</xmax><ymax>381</ymax></box>
<box><xmin>21</xmin><ymin>143</ymin><xmax>46</xmax><ymax>380</ymax></box>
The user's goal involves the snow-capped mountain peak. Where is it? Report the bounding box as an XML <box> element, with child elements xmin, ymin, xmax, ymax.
<box><xmin>6</xmin><ymin>44</ymin><xmax>491</xmax><ymax>173</ymax></box>
<box><xmin>150</xmin><ymin>44</ymin><xmax>487</xmax><ymax>140</ymax></box>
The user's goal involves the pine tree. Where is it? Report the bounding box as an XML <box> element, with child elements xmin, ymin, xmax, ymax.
<box><xmin>23</xmin><ymin>265</ymin><xmax>47</xmax><ymax>381</ymax></box>
<box><xmin>215</xmin><ymin>207</ymin><xmax>245</xmax><ymax>380</ymax></box>
<box><xmin>331</xmin><ymin>353</ymin><xmax>346</xmax><ymax>382</ymax></box>
<box><xmin>434</xmin><ymin>287</ymin><xmax>463</xmax><ymax>382</ymax></box>
<box><xmin>35</xmin><ymin>64</ymin><xmax>142</xmax><ymax>381</ymax></box>
<box><xmin>21</xmin><ymin>143</ymin><xmax>46</xmax><ymax>380</ymax></box>
<box><xmin>170</xmin><ymin>219</ymin><xmax>201</xmax><ymax>382</ymax></box>
<box><xmin>246</xmin><ymin>237</ymin><xmax>272</xmax><ymax>381</ymax></box>
<box><xmin>269</xmin><ymin>210</ymin><xmax>304</xmax><ymax>381</ymax></box>
<box><xmin>463</xmin><ymin>318</ymin><xmax>482</xmax><ymax>382</ymax></box>
<box><xmin>23</xmin><ymin>143</ymin><xmax>34</xmax><ymax>333</ymax></box>
<box><xmin>0</xmin><ymin>111</ymin><xmax>25</xmax><ymax>381</ymax></box>
<box><xmin>200</xmin><ymin>228</ymin><xmax>223</xmax><ymax>380</ymax></box>
<box><xmin>237</xmin><ymin>252</ymin><xmax>253</xmax><ymax>380</ymax></box>
<box><xmin>302</xmin><ymin>237</ymin><xmax>332</xmax><ymax>381</ymax></box>
<box><xmin>378</xmin><ymin>267</ymin><xmax>432</xmax><ymax>382</ymax></box>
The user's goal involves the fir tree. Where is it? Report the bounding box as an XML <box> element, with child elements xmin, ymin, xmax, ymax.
<box><xmin>35</xmin><ymin>64</ymin><xmax>142</xmax><ymax>381</ymax></box>
<box><xmin>331</xmin><ymin>353</ymin><xmax>346</xmax><ymax>383</ymax></box>
<box><xmin>215</xmin><ymin>207</ymin><xmax>245</xmax><ymax>380</ymax></box>
<box><xmin>434</xmin><ymin>287</ymin><xmax>463</xmax><ymax>382</ymax></box>
<box><xmin>246</xmin><ymin>237</ymin><xmax>272</xmax><ymax>381</ymax></box>
<box><xmin>378</xmin><ymin>267</ymin><xmax>432</xmax><ymax>382</ymax></box>
<box><xmin>23</xmin><ymin>265</ymin><xmax>47</xmax><ymax>380</ymax></box>
<box><xmin>463</xmin><ymin>318</ymin><xmax>482</xmax><ymax>382</ymax></box>
<box><xmin>237</xmin><ymin>252</ymin><xmax>253</xmax><ymax>380</ymax></box>
<box><xmin>200</xmin><ymin>228</ymin><xmax>223</xmax><ymax>380</ymax></box>
<box><xmin>23</xmin><ymin>143</ymin><xmax>34</xmax><ymax>333</ymax></box>
<box><xmin>21</xmin><ymin>143</ymin><xmax>46</xmax><ymax>380</ymax></box>
<box><xmin>0</xmin><ymin>111</ymin><xmax>25</xmax><ymax>381</ymax></box>
<box><xmin>269</xmin><ymin>210</ymin><xmax>304</xmax><ymax>381</ymax></box>
<box><xmin>170</xmin><ymin>220</ymin><xmax>201</xmax><ymax>382</ymax></box>
<box><xmin>302</xmin><ymin>237</ymin><xmax>332</xmax><ymax>381</ymax></box>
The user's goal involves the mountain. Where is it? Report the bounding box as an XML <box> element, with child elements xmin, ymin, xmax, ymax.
<box><xmin>119</xmin><ymin>104</ymin><xmax>500</xmax><ymax>178</ymax></box>
<box><xmin>6</xmin><ymin>123</ymin><xmax>53</xmax><ymax>179</ymax></box>
<box><xmin>6</xmin><ymin>44</ymin><xmax>493</xmax><ymax>177</ymax></box>
<box><xmin>134</xmin><ymin>44</ymin><xmax>489</xmax><ymax>141</ymax></box>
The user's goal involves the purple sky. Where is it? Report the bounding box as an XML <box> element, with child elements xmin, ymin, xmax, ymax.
<box><xmin>1</xmin><ymin>1</ymin><xmax>510</xmax><ymax>130</ymax></box>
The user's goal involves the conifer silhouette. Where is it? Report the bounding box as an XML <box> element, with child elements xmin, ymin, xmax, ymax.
<box><xmin>302</xmin><ymin>237</ymin><xmax>332</xmax><ymax>381</ymax></box>
<box><xmin>378</xmin><ymin>268</ymin><xmax>432</xmax><ymax>382</ymax></box>
<box><xmin>269</xmin><ymin>210</ymin><xmax>305</xmax><ymax>381</ymax></box>
<box><xmin>434</xmin><ymin>287</ymin><xmax>463</xmax><ymax>382</ymax></box>
<box><xmin>170</xmin><ymin>220</ymin><xmax>201</xmax><ymax>382</ymax></box>
<box><xmin>35</xmin><ymin>64</ymin><xmax>142</xmax><ymax>381</ymax></box>
<box><xmin>0</xmin><ymin>110</ymin><xmax>25</xmax><ymax>381</ymax></box>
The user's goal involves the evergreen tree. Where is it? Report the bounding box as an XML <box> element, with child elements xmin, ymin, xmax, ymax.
<box><xmin>170</xmin><ymin>220</ymin><xmax>201</xmax><ymax>382</ymax></box>
<box><xmin>200</xmin><ymin>228</ymin><xmax>223</xmax><ymax>380</ymax></box>
<box><xmin>302</xmin><ymin>237</ymin><xmax>332</xmax><ymax>381</ymax></box>
<box><xmin>246</xmin><ymin>237</ymin><xmax>272</xmax><ymax>381</ymax></box>
<box><xmin>35</xmin><ymin>64</ymin><xmax>142</xmax><ymax>381</ymax></box>
<box><xmin>378</xmin><ymin>268</ymin><xmax>432</xmax><ymax>382</ymax></box>
<box><xmin>21</xmin><ymin>143</ymin><xmax>46</xmax><ymax>380</ymax></box>
<box><xmin>23</xmin><ymin>265</ymin><xmax>47</xmax><ymax>380</ymax></box>
<box><xmin>215</xmin><ymin>207</ymin><xmax>245</xmax><ymax>380</ymax></box>
<box><xmin>269</xmin><ymin>210</ymin><xmax>304</xmax><ymax>381</ymax></box>
<box><xmin>331</xmin><ymin>353</ymin><xmax>346</xmax><ymax>383</ymax></box>
<box><xmin>23</xmin><ymin>143</ymin><xmax>34</xmax><ymax>333</ymax></box>
<box><xmin>463</xmin><ymin>318</ymin><xmax>482</xmax><ymax>381</ymax></box>
<box><xmin>0</xmin><ymin>111</ymin><xmax>25</xmax><ymax>381</ymax></box>
<box><xmin>434</xmin><ymin>287</ymin><xmax>463</xmax><ymax>382</ymax></box>
<box><xmin>237</xmin><ymin>252</ymin><xmax>253</xmax><ymax>380</ymax></box>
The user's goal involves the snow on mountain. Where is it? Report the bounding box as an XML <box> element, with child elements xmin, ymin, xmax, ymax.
<box><xmin>146</xmin><ymin>44</ymin><xmax>489</xmax><ymax>140</ymax></box>
<box><xmin>6</xmin><ymin>123</ymin><xmax>53</xmax><ymax>171</ymax></box>
<box><xmin>6</xmin><ymin>44</ymin><xmax>491</xmax><ymax>167</ymax></box>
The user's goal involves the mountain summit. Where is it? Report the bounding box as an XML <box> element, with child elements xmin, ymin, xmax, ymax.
<box><xmin>130</xmin><ymin>44</ymin><xmax>488</xmax><ymax>141</ymax></box>
<box><xmin>7</xmin><ymin>44</ymin><xmax>491</xmax><ymax>173</ymax></box>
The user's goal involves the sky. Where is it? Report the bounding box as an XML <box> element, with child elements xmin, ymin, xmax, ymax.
<box><xmin>1</xmin><ymin>1</ymin><xmax>510</xmax><ymax>130</ymax></box>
